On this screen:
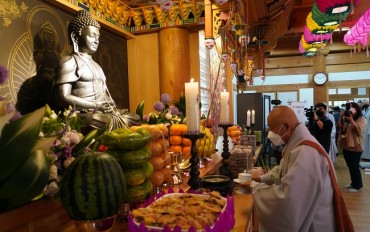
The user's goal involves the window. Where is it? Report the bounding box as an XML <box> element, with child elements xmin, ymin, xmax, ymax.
<box><xmin>199</xmin><ymin>31</ymin><xmax>211</xmax><ymax>118</ymax></box>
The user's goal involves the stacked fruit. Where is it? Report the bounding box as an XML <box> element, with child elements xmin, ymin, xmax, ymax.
<box><xmin>100</xmin><ymin>126</ymin><xmax>153</xmax><ymax>204</ymax></box>
<box><xmin>196</xmin><ymin>125</ymin><xmax>215</xmax><ymax>158</ymax></box>
<box><xmin>0</xmin><ymin>107</ymin><xmax>55</xmax><ymax>212</ymax></box>
<box><xmin>140</xmin><ymin>124</ymin><xmax>173</xmax><ymax>188</ymax></box>
<box><xmin>168</xmin><ymin>124</ymin><xmax>191</xmax><ymax>155</ymax></box>
<box><xmin>227</xmin><ymin>125</ymin><xmax>242</xmax><ymax>144</ymax></box>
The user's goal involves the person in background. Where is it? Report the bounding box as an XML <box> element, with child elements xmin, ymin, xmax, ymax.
<box><xmin>361</xmin><ymin>99</ymin><xmax>370</xmax><ymax>160</ymax></box>
<box><xmin>333</xmin><ymin>106</ymin><xmax>341</xmax><ymax>147</ymax></box>
<box><xmin>310</xmin><ymin>102</ymin><xmax>333</xmax><ymax>155</ymax></box>
<box><xmin>326</xmin><ymin>105</ymin><xmax>338</xmax><ymax>162</ymax></box>
<box><xmin>337</xmin><ymin>102</ymin><xmax>367</xmax><ymax>192</ymax></box>
<box><xmin>251</xmin><ymin>106</ymin><xmax>336</xmax><ymax>232</ymax></box>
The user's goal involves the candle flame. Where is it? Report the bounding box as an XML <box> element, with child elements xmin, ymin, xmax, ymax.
<box><xmin>190</xmin><ymin>78</ymin><xmax>194</xmax><ymax>82</ymax></box>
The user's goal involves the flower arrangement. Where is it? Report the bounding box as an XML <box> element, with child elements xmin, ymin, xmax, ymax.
<box><xmin>143</xmin><ymin>93</ymin><xmax>186</xmax><ymax>126</ymax></box>
<box><xmin>40</xmin><ymin>106</ymin><xmax>84</xmax><ymax>197</ymax></box>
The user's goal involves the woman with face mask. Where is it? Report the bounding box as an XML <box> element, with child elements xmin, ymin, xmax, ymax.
<box><xmin>361</xmin><ymin>100</ymin><xmax>370</xmax><ymax>160</ymax></box>
<box><xmin>337</xmin><ymin>102</ymin><xmax>367</xmax><ymax>192</ymax></box>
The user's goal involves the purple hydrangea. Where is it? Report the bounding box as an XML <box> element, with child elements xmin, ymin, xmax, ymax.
<box><xmin>160</xmin><ymin>93</ymin><xmax>171</xmax><ymax>104</ymax></box>
<box><xmin>170</xmin><ymin>106</ymin><xmax>180</xmax><ymax>115</ymax></box>
<box><xmin>154</xmin><ymin>101</ymin><xmax>164</xmax><ymax>112</ymax></box>
<box><xmin>0</xmin><ymin>65</ymin><xmax>9</xmax><ymax>84</ymax></box>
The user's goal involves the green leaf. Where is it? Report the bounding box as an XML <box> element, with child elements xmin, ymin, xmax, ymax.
<box><xmin>0</xmin><ymin>106</ymin><xmax>46</xmax><ymax>181</ymax></box>
<box><xmin>135</xmin><ymin>101</ymin><xmax>145</xmax><ymax>121</ymax></box>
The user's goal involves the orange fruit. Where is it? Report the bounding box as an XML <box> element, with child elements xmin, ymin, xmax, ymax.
<box><xmin>149</xmin><ymin>170</ymin><xmax>164</xmax><ymax>187</ymax></box>
<box><xmin>169</xmin><ymin>135</ymin><xmax>182</xmax><ymax>145</ymax></box>
<box><xmin>180</xmin><ymin>124</ymin><xmax>188</xmax><ymax>134</ymax></box>
<box><xmin>158</xmin><ymin>138</ymin><xmax>170</xmax><ymax>151</ymax></box>
<box><xmin>148</xmin><ymin>156</ymin><xmax>164</xmax><ymax>171</ymax></box>
<box><xmin>161</xmin><ymin>167</ymin><xmax>173</xmax><ymax>184</ymax></box>
<box><xmin>157</xmin><ymin>124</ymin><xmax>169</xmax><ymax>137</ymax></box>
<box><xmin>182</xmin><ymin>145</ymin><xmax>191</xmax><ymax>155</ymax></box>
<box><xmin>170</xmin><ymin>124</ymin><xmax>182</xmax><ymax>136</ymax></box>
<box><xmin>160</xmin><ymin>151</ymin><xmax>171</xmax><ymax>167</ymax></box>
<box><xmin>169</xmin><ymin>145</ymin><xmax>182</xmax><ymax>153</ymax></box>
<box><xmin>149</xmin><ymin>124</ymin><xmax>162</xmax><ymax>141</ymax></box>
<box><xmin>147</xmin><ymin>141</ymin><xmax>163</xmax><ymax>156</ymax></box>
<box><xmin>182</xmin><ymin>138</ymin><xmax>191</xmax><ymax>146</ymax></box>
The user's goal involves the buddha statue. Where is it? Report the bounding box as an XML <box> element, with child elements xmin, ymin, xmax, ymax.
<box><xmin>54</xmin><ymin>10</ymin><xmax>139</xmax><ymax>129</ymax></box>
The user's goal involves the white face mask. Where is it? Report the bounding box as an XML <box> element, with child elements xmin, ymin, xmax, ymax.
<box><xmin>267</xmin><ymin>125</ymin><xmax>286</xmax><ymax>146</ymax></box>
<box><xmin>350</xmin><ymin>107</ymin><xmax>357</xmax><ymax>115</ymax></box>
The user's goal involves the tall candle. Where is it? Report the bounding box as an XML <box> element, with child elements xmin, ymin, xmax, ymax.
<box><xmin>220</xmin><ymin>91</ymin><xmax>229</xmax><ymax>124</ymax></box>
<box><xmin>251</xmin><ymin>109</ymin><xmax>255</xmax><ymax>124</ymax></box>
<box><xmin>185</xmin><ymin>79</ymin><xmax>200</xmax><ymax>133</ymax></box>
<box><xmin>246</xmin><ymin>110</ymin><xmax>251</xmax><ymax>127</ymax></box>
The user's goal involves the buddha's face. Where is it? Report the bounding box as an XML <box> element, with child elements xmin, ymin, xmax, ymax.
<box><xmin>78</xmin><ymin>26</ymin><xmax>100</xmax><ymax>55</ymax></box>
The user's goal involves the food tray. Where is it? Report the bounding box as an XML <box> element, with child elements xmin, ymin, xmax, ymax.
<box><xmin>128</xmin><ymin>189</ymin><xmax>235</xmax><ymax>232</ymax></box>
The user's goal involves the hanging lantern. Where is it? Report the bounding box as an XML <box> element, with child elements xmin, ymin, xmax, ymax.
<box><xmin>221</xmin><ymin>52</ymin><xmax>229</xmax><ymax>63</ymax></box>
<box><xmin>304</xmin><ymin>26</ymin><xmax>331</xmax><ymax>44</ymax></box>
<box><xmin>160</xmin><ymin>0</ymin><xmax>174</xmax><ymax>11</ymax></box>
<box><xmin>204</xmin><ymin>37</ymin><xmax>215</xmax><ymax>49</ymax></box>
<box><xmin>238</xmin><ymin>34</ymin><xmax>249</xmax><ymax>47</ymax></box>
<box><xmin>306</xmin><ymin>12</ymin><xmax>339</xmax><ymax>34</ymax></box>
<box><xmin>315</xmin><ymin>0</ymin><xmax>351</xmax><ymax>14</ymax></box>
<box><xmin>230</xmin><ymin>62</ymin><xmax>237</xmax><ymax>73</ymax></box>
<box><xmin>311</xmin><ymin>2</ymin><xmax>346</xmax><ymax>26</ymax></box>
<box><xmin>214</xmin><ymin>0</ymin><xmax>229</xmax><ymax>5</ymax></box>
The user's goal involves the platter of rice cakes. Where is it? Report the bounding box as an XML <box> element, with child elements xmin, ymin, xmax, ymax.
<box><xmin>131</xmin><ymin>191</ymin><xmax>227</xmax><ymax>231</ymax></box>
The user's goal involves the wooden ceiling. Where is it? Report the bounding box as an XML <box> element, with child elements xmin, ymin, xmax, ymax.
<box><xmin>245</xmin><ymin>0</ymin><xmax>370</xmax><ymax>57</ymax></box>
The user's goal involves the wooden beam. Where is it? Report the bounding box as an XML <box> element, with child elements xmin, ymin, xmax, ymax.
<box><xmin>43</xmin><ymin>0</ymin><xmax>135</xmax><ymax>39</ymax></box>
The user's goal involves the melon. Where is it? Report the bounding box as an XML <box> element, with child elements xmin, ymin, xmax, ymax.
<box><xmin>60</xmin><ymin>152</ymin><xmax>126</xmax><ymax>221</ymax></box>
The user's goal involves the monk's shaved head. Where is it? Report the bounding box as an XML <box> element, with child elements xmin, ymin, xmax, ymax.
<box><xmin>267</xmin><ymin>106</ymin><xmax>299</xmax><ymax>143</ymax></box>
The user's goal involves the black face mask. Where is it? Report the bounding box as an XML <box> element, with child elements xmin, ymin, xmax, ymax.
<box><xmin>316</xmin><ymin>110</ymin><xmax>325</xmax><ymax>117</ymax></box>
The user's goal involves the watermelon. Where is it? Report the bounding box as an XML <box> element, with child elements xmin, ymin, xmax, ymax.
<box><xmin>60</xmin><ymin>152</ymin><xmax>126</xmax><ymax>221</ymax></box>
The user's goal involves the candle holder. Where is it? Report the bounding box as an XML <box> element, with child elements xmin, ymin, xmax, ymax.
<box><xmin>182</xmin><ymin>132</ymin><xmax>205</xmax><ymax>190</ymax></box>
<box><xmin>245</xmin><ymin>125</ymin><xmax>251</xmax><ymax>135</ymax></box>
<box><xmin>250</xmin><ymin>123</ymin><xmax>255</xmax><ymax>135</ymax></box>
<box><xmin>218</xmin><ymin>123</ymin><xmax>233</xmax><ymax>179</ymax></box>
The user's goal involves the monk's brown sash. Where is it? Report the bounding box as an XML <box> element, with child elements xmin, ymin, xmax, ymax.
<box><xmin>299</xmin><ymin>140</ymin><xmax>354</xmax><ymax>232</ymax></box>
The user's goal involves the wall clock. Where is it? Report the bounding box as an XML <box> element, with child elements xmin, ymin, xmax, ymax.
<box><xmin>313</xmin><ymin>72</ymin><xmax>328</xmax><ymax>86</ymax></box>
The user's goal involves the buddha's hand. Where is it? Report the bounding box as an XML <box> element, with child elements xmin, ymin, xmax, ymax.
<box><xmin>96</xmin><ymin>100</ymin><xmax>114</xmax><ymax>113</ymax></box>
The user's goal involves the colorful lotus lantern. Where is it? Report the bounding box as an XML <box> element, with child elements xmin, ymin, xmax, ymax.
<box><xmin>344</xmin><ymin>7</ymin><xmax>370</xmax><ymax>51</ymax></box>
<box><xmin>230</xmin><ymin>62</ymin><xmax>237</xmax><ymax>73</ymax></box>
<box><xmin>315</xmin><ymin>0</ymin><xmax>352</xmax><ymax>14</ymax></box>
<box><xmin>307</xmin><ymin>12</ymin><xmax>339</xmax><ymax>34</ymax></box>
<box><xmin>214</xmin><ymin>0</ymin><xmax>229</xmax><ymax>5</ymax></box>
<box><xmin>204</xmin><ymin>37</ymin><xmax>215</xmax><ymax>49</ymax></box>
<box><xmin>311</xmin><ymin>2</ymin><xmax>347</xmax><ymax>26</ymax></box>
<box><xmin>304</xmin><ymin>26</ymin><xmax>331</xmax><ymax>44</ymax></box>
<box><xmin>238</xmin><ymin>34</ymin><xmax>249</xmax><ymax>47</ymax></box>
<box><xmin>160</xmin><ymin>0</ymin><xmax>174</xmax><ymax>11</ymax></box>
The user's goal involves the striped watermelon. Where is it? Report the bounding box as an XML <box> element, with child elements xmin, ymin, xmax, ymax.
<box><xmin>60</xmin><ymin>152</ymin><xmax>126</xmax><ymax>221</ymax></box>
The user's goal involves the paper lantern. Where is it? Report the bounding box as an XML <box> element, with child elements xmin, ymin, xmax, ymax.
<box><xmin>230</xmin><ymin>62</ymin><xmax>237</xmax><ymax>73</ymax></box>
<box><xmin>306</xmin><ymin>12</ymin><xmax>339</xmax><ymax>34</ymax></box>
<box><xmin>160</xmin><ymin>0</ymin><xmax>174</xmax><ymax>11</ymax></box>
<box><xmin>238</xmin><ymin>34</ymin><xmax>249</xmax><ymax>47</ymax></box>
<box><xmin>311</xmin><ymin>2</ymin><xmax>348</xmax><ymax>26</ymax></box>
<box><xmin>204</xmin><ymin>37</ymin><xmax>215</xmax><ymax>49</ymax></box>
<box><xmin>299</xmin><ymin>39</ymin><xmax>317</xmax><ymax>56</ymax></box>
<box><xmin>316</xmin><ymin>0</ymin><xmax>351</xmax><ymax>14</ymax></box>
<box><xmin>304</xmin><ymin>26</ymin><xmax>331</xmax><ymax>44</ymax></box>
<box><xmin>221</xmin><ymin>53</ymin><xmax>229</xmax><ymax>63</ymax></box>
<box><xmin>300</xmin><ymin>35</ymin><xmax>322</xmax><ymax>52</ymax></box>
<box><xmin>214</xmin><ymin>0</ymin><xmax>229</xmax><ymax>5</ymax></box>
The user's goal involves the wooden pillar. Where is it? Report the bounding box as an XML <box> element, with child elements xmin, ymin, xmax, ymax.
<box><xmin>159</xmin><ymin>28</ymin><xmax>190</xmax><ymax>101</ymax></box>
<box><xmin>312</xmin><ymin>51</ymin><xmax>328</xmax><ymax>104</ymax></box>
<box><xmin>204</xmin><ymin>0</ymin><xmax>213</xmax><ymax>38</ymax></box>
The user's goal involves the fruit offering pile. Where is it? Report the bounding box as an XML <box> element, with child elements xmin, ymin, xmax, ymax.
<box><xmin>196</xmin><ymin>126</ymin><xmax>215</xmax><ymax>158</ymax></box>
<box><xmin>227</xmin><ymin>125</ymin><xmax>242</xmax><ymax>144</ymax></box>
<box><xmin>141</xmin><ymin>124</ymin><xmax>173</xmax><ymax>187</ymax></box>
<box><xmin>168</xmin><ymin>124</ymin><xmax>191</xmax><ymax>155</ymax></box>
<box><xmin>100</xmin><ymin>127</ymin><xmax>153</xmax><ymax>204</ymax></box>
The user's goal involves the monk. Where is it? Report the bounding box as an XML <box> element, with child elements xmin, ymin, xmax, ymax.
<box><xmin>251</xmin><ymin>106</ymin><xmax>337</xmax><ymax>232</ymax></box>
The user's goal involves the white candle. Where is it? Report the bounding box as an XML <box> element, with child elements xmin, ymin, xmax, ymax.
<box><xmin>185</xmin><ymin>79</ymin><xmax>200</xmax><ymax>133</ymax></box>
<box><xmin>220</xmin><ymin>91</ymin><xmax>229</xmax><ymax>124</ymax></box>
<box><xmin>246</xmin><ymin>110</ymin><xmax>251</xmax><ymax>127</ymax></box>
<box><xmin>251</xmin><ymin>109</ymin><xmax>255</xmax><ymax>124</ymax></box>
